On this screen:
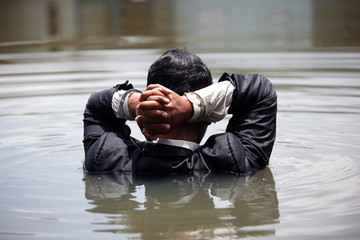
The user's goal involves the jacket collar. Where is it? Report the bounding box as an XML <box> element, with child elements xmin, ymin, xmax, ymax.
<box><xmin>143</xmin><ymin>139</ymin><xmax>200</xmax><ymax>157</ymax></box>
<box><xmin>151</xmin><ymin>138</ymin><xmax>200</xmax><ymax>151</ymax></box>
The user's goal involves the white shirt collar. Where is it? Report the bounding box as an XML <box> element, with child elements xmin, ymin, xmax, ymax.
<box><xmin>147</xmin><ymin>138</ymin><xmax>200</xmax><ymax>151</ymax></box>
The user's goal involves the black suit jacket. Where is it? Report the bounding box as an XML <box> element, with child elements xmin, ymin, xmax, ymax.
<box><xmin>83</xmin><ymin>73</ymin><xmax>277</xmax><ymax>175</ymax></box>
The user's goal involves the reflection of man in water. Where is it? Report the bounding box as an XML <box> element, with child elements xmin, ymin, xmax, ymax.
<box><xmin>84</xmin><ymin>169</ymin><xmax>279</xmax><ymax>238</ymax></box>
<box><xmin>83</xmin><ymin>48</ymin><xmax>277</xmax><ymax>174</ymax></box>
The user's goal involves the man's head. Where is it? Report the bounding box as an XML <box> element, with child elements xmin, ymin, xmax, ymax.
<box><xmin>147</xmin><ymin>48</ymin><xmax>213</xmax><ymax>95</ymax></box>
<box><xmin>142</xmin><ymin>49</ymin><xmax>213</xmax><ymax>143</ymax></box>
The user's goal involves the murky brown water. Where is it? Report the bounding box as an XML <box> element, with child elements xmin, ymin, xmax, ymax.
<box><xmin>0</xmin><ymin>49</ymin><xmax>359</xmax><ymax>240</ymax></box>
<box><xmin>0</xmin><ymin>1</ymin><xmax>360</xmax><ymax>239</ymax></box>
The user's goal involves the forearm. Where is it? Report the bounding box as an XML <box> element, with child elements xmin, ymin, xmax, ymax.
<box><xmin>136</xmin><ymin>81</ymin><xmax>234</xmax><ymax>129</ymax></box>
<box><xmin>185</xmin><ymin>80</ymin><xmax>235</xmax><ymax>123</ymax></box>
<box><xmin>121</xmin><ymin>81</ymin><xmax>234</xmax><ymax>138</ymax></box>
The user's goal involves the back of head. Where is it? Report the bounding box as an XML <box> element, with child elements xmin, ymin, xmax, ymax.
<box><xmin>147</xmin><ymin>48</ymin><xmax>213</xmax><ymax>95</ymax></box>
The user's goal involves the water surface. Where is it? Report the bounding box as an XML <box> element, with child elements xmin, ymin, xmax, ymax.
<box><xmin>0</xmin><ymin>49</ymin><xmax>359</xmax><ymax>239</ymax></box>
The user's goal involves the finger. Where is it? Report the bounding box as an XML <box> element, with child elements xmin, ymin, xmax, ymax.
<box><xmin>137</xmin><ymin>100</ymin><xmax>167</xmax><ymax>111</ymax></box>
<box><xmin>140</xmin><ymin>89</ymin><xmax>171</xmax><ymax>102</ymax></box>
<box><xmin>140</xmin><ymin>86</ymin><xmax>172</xmax><ymax>101</ymax></box>
<box><xmin>145</xmin><ymin>95</ymin><xmax>170</xmax><ymax>105</ymax></box>
<box><xmin>141</xmin><ymin>128</ymin><xmax>154</xmax><ymax>141</ymax></box>
<box><xmin>136</xmin><ymin>118</ymin><xmax>156</xmax><ymax>141</ymax></box>
<box><xmin>144</xmin><ymin>84</ymin><xmax>172</xmax><ymax>95</ymax></box>
<box><xmin>139</xmin><ymin>89</ymin><xmax>166</xmax><ymax>102</ymax></box>
<box><xmin>135</xmin><ymin>114</ymin><xmax>168</xmax><ymax>126</ymax></box>
<box><xmin>136</xmin><ymin>115</ymin><xmax>171</xmax><ymax>135</ymax></box>
<box><xmin>142</xmin><ymin>124</ymin><xmax>171</xmax><ymax>136</ymax></box>
<box><xmin>142</xmin><ymin>110</ymin><xmax>168</xmax><ymax>119</ymax></box>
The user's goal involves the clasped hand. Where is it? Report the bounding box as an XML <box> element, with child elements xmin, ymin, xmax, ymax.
<box><xmin>134</xmin><ymin>84</ymin><xmax>193</xmax><ymax>140</ymax></box>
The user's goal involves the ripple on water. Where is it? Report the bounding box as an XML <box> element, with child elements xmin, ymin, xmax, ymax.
<box><xmin>0</xmin><ymin>50</ymin><xmax>360</xmax><ymax>239</ymax></box>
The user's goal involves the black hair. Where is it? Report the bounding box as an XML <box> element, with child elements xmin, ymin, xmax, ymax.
<box><xmin>147</xmin><ymin>48</ymin><xmax>213</xmax><ymax>95</ymax></box>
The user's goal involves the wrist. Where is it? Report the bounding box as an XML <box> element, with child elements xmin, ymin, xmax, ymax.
<box><xmin>184</xmin><ymin>92</ymin><xmax>204</xmax><ymax>123</ymax></box>
<box><xmin>128</xmin><ymin>92</ymin><xmax>141</xmax><ymax>118</ymax></box>
<box><xmin>112</xmin><ymin>89</ymin><xmax>141</xmax><ymax>120</ymax></box>
<box><xmin>181</xmin><ymin>95</ymin><xmax>194</xmax><ymax>122</ymax></box>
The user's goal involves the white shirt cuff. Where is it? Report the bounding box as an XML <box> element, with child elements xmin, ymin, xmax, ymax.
<box><xmin>185</xmin><ymin>81</ymin><xmax>235</xmax><ymax>123</ymax></box>
<box><xmin>112</xmin><ymin>90</ymin><xmax>134</xmax><ymax>120</ymax></box>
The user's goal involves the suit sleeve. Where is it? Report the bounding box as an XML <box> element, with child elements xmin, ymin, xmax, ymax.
<box><xmin>82</xmin><ymin>82</ymin><xmax>136</xmax><ymax>173</ymax></box>
<box><xmin>201</xmin><ymin>73</ymin><xmax>277</xmax><ymax>174</ymax></box>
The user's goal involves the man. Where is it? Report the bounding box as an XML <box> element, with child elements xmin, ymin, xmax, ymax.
<box><xmin>83</xmin><ymin>48</ymin><xmax>277</xmax><ymax>175</ymax></box>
